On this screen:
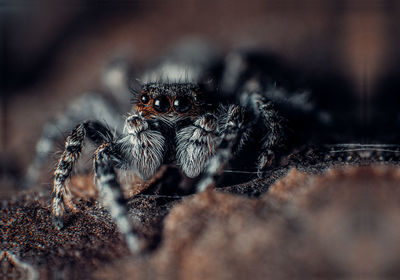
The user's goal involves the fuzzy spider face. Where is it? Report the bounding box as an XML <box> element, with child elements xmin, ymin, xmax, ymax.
<box><xmin>133</xmin><ymin>83</ymin><xmax>213</xmax><ymax>121</ymax></box>
<box><xmin>123</xmin><ymin>82</ymin><xmax>222</xmax><ymax>180</ymax></box>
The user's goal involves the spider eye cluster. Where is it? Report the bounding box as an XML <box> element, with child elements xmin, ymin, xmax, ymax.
<box><xmin>139</xmin><ymin>92</ymin><xmax>194</xmax><ymax>114</ymax></box>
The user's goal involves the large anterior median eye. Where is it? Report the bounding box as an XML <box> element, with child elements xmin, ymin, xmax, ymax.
<box><xmin>153</xmin><ymin>96</ymin><xmax>170</xmax><ymax>113</ymax></box>
<box><xmin>173</xmin><ymin>96</ymin><xmax>192</xmax><ymax>113</ymax></box>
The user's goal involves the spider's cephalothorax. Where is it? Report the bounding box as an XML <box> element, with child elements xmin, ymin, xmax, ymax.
<box><xmin>26</xmin><ymin>40</ymin><xmax>330</xmax><ymax>254</ymax></box>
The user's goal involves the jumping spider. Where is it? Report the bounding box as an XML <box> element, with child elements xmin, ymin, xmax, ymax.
<box><xmin>26</xmin><ymin>40</ymin><xmax>331</xmax><ymax>253</ymax></box>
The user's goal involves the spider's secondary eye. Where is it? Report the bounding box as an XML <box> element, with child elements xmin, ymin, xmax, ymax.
<box><xmin>173</xmin><ymin>96</ymin><xmax>192</xmax><ymax>113</ymax></box>
<box><xmin>141</xmin><ymin>93</ymin><xmax>150</xmax><ymax>104</ymax></box>
<box><xmin>153</xmin><ymin>96</ymin><xmax>170</xmax><ymax>113</ymax></box>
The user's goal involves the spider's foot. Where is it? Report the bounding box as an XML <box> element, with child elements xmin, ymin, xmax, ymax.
<box><xmin>52</xmin><ymin>215</ymin><xmax>64</xmax><ymax>230</ymax></box>
<box><xmin>51</xmin><ymin>197</ymin><xmax>66</xmax><ymax>230</ymax></box>
<box><xmin>257</xmin><ymin>150</ymin><xmax>276</xmax><ymax>177</ymax></box>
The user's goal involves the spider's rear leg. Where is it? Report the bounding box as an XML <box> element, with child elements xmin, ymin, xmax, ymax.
<box><xmin>52</xmin><ymin>121</ymin><xmax>113</xmax><ymax>229</ymax></box>
<box><xmin>256</xmin><ymin>101</ymin><xmax>285</xmax><ymax>175</ymax></box>
<box><xmin>94</xmin><ymin>143</ymin><xmax>142</xmax><ymax>254</ymax></box>
<box><xmin>239</xmin><ymin>79</ymin><xmax>285</xmax><ymax>176</ymax></box>
<box><xmin>196</xmin><ymin>105</ymin><xmax>249</xmax><ymax>192</ymax></box>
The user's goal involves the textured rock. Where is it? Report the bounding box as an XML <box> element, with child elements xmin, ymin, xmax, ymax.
<box><xmin>98</xmin><ymin>166</ymin><xmax>400</xmax><ymax>280</ymax></box>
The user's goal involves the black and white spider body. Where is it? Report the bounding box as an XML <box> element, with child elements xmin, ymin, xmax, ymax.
<box><xmin>26</xmin><ymin>40</ymin><xmax>331</xmax><ymax>254</ymax></box>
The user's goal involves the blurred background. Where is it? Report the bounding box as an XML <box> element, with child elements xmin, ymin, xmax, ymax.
<box><xmin>2</xmin><ymin>0</ymin><xmax>400</xmax><ymax>194</ymax></box>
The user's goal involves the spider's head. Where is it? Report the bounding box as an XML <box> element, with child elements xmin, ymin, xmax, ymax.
<box><xmin>132</xmin><ymin>83</ymin><xmax>213</xmax><ymax>121</ymax></box>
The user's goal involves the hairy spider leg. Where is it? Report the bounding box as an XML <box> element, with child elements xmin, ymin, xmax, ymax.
<box><xmin>195</xmin><ymin>75</ymin><xmax>287</xmax><ymax>192</ymax></box>
<box><xmin>238</xmin><ymin>78</ymin><xmax>285</xmax><ymax>175</ymax></box>
<box><xmin>94</xmin><ymin>143</ymin><xmax>142</xmax><ymax>253</ymax></box>
<box><xmin>256</xmin><ymin>100</ymin><xmax>285</xmax><ymax>174</ymax></box>
<box><xmin>52</xmin><ymin>121</ymin><xmax>114</xmax><ymax>229</ymax></box>
<box><xmin>196</xmin><ymin>105</ymin><xmax>248</xmax><ymax>192</ymax></box>
<box><xmin>25</xmin><ymin>93</ymin><xmax>123</xmax><ymax>188</ymax></box>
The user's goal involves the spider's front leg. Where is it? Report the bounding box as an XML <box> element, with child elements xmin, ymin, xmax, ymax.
<box><xmin>25</xmin><ymin>93</ymin><xmax>123</xmax><ymax>188</ymax></box>
<box><xmin>94</xmin><ymin>143</ymin><xmax>142</xmax><ymax>254</ymax></box>
<box><xmin>92</xmin><ymin>113</ymin><xmax>166</xmax><ymax>253</ymax></box>
<box><xmin>196</xmin><ymin>105</ymin><xmax>249</xmax><ymax>192</ymax></box>
<box><xmin>52</xmin><ymin>121</ymin><xmax>114</xmax><ymax>229</ymax></box>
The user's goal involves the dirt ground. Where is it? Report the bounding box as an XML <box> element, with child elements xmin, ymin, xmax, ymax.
<box><xmin>4</xmin><ymin>154</ymin><xmax>400</xmax><ymax>279</ymax></box>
